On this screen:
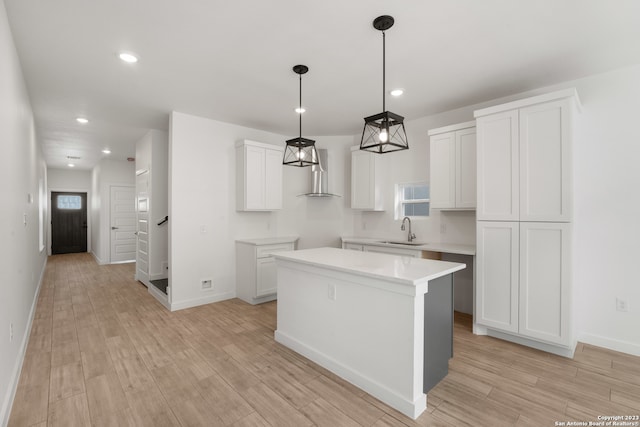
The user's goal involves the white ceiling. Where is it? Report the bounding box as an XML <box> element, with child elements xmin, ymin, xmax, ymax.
<box><xmin>5</xmin><ymin>0</ymin><xmax>640</xmax><ymax>170</ymax></box>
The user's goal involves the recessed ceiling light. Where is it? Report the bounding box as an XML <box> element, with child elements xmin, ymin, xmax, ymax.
<box><xmin>67</xmin><ymin>163</ymin><xmax>75</xmax><ymax>168</ymax></box>
<box><xmin>76</xmin><ymin>117</ymin><xmax>89</xmax><ymax>124</ymax></box>
<box><xmin>102</xmin><ymin>149</ymin><xmax>111</xmax><ymax>154</ymax></box>
<box><xmin>118</xmin><ymin>52</ymin><xmax>138</xmax><ymax>63</ymax></box>
<box><xmin>390</xmin><ymin>89</ymin><xmax>404</xmax><ymax>97</ymax></box>
<box><xmin>295</xmin><ymin>107</ymin><xmax>306</xmax><ymax>114</ymax></box>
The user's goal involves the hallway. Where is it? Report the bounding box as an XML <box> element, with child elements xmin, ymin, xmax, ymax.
<box><xmin>8</xmin><ymin>254</ymin><xmax>640</xmax><ymax>426</ymax></box>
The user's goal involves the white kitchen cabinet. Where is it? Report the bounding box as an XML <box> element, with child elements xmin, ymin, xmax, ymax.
<box><xmin>518</xmin><ymin>222</ymin><xmax>571</xmax><ymax>345</ymax></box>
<box><xmin>343</xmin><ymin>242</ymin><xmax>364</xmax><ymax>251</ymax></box>
<box><xmin>475</xmin><ymin>89</ymin><xmax>579</xmax><ymax>222</ymax></box>
<box><xmin>362</xmin><ymin>245</ymin><xmax>421</xmax><ymax>258</ymax></box>
<box><xmin>476</xmin><ymin>222</ymin><xmax>519</xmax><ymax>333</ymax></box>
<box><xmin>476</xmin><ymin>221</ymin><xmax>571</xmax><ymax>346</ymax></box>
<box><xmin>236</xmin><ymin>140</ymin><xmax>283</xmax><ymax>211</ymax></box>
<box><xmin>428</xmin><ymin>121</ymin><xmax>476</xmax><ymax>210</ymax></box>
<box><xmin>474</xmin><ymin>89</ymin><xmax>579</xmax><ymax>356</ymax></box>
<box><xmin>236</xmin><ymin>238</ymin><xmax>297</xmax><ymax>305</ymax></box>
<box><xmin>351</xmin><ymin>146</ymin><xmax>385</xmax><ymax>210</ymax></box>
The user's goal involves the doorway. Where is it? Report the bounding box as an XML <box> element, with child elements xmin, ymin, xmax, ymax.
<box><xmin>110</xmin><ymin>185</ymin><xmax>136</xmax><ymax>263</ymax></box>
<box><xmin>51</xmin><ymin>192</ymin><xmax>87</xmax><ymax>254</ymax></box>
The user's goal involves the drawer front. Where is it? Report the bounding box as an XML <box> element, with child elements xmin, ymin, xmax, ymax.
<box><xmin>256</xmin><ymin>243</ymin><xmax>294</xmax><ymax>258</ymax></box>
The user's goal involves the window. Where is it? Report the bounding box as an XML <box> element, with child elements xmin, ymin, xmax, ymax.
<box><xmin>57</xmin><ymin>195</ymin><xmax>82</xmax><ymax>210</ymax></box>
<box><xmin>396</xmin><ymin>183</ymin><xmax>430</xmax><ymax>219</ymax></box>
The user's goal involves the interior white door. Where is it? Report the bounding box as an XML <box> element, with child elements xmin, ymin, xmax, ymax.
<box><xmin>135</xmin><ymin>171</ymin><xmax>149</xmax><ymax>284</ymax></box>
<box><xmin>110</xmin><ymin>185</ymin><xmax>136</xmax><ymax>263</ymax></box>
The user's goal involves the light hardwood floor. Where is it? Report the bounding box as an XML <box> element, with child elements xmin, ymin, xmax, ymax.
<box><xmin>8</xmin><ymin>253</ymin><xmax>640</xmax><ymax>426</ymax></box>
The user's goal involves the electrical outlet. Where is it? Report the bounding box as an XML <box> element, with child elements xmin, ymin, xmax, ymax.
<box><xmin>616</xmin><ymin>298</ymin><xmax>628</xmax><ymax>312</ymax></box>
<box><xmin>201</xmin><ymin>279</ymin><xmax>213</xmax><ymax>290</ymax></box>
<box><xmin>440</xmin><ymin>223</ymin><xmax>447</xmax><ymax>234</ymax></box>
<box><xmin>328</xmin><ymin>284</ymin><xmax>337</xmax><ymax>301</ymax></box>
<box><xmin>9</xmin><ymin>322</ymin><xmax>13</xmax><ymax>342</ymax></box>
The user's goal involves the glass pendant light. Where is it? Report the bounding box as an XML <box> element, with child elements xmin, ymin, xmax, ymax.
<box><xmin>283</xmin><ymin>65</ymin><xmax>319</xmax><ymax>167</ymax></box>
<box><xmin>360</xmin><ymin>15</ymin><xmax>409</xmax><ymax>154</ymax></box>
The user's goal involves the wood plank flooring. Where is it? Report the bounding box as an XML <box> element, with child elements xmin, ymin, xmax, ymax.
<box><xmin>9</xmin><ymin>253</ymin><xmax>640</xmax><ymax>426</ymax></box>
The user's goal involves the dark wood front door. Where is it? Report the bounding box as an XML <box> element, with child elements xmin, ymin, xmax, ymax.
<box><xmin>51</xmin><ymin>192</ymin><xmax>88</xmax><ymax>254</ymax></box>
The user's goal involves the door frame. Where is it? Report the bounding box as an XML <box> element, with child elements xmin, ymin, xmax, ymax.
<box><xmin>48</xmin><ymin>187</ymin><xmax>91</xmax><ymax>256</ymax></box>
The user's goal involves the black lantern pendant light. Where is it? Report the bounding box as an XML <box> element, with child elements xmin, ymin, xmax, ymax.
<box><xmin>283</xmin><ymin>65</ymin><xmax>319</xmax><ymax>167</ymax></box>
<box><xmin>360</xmin><ymin>15</ymin><xmax>409</xmax><ymax>154</ymax></box>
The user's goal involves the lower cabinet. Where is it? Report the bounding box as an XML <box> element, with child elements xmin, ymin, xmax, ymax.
<box><xmin>342</xmin><ymin>242</ymin><xmax>422</xmax><ymax>258</ymax></box>
<box><xmin>476</xmin><ymin>221</ymin><xmax>571</xmax><ymax>348</ymax></box>
<box><xmin>236</xmin><ymin>239</ymin><xmax>296</xmax><ymax>305</ymax></box>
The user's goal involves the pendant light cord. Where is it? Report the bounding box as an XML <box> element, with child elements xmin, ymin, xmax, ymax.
<box><xmin>299</xmin><ymin>73</ymin><xmax>303</xmax><ymax>138</ymax></box>
<box><xmin>382</xmin><ymin>30</ymin><xmax>386</xmax><ymax>112</ymax></box>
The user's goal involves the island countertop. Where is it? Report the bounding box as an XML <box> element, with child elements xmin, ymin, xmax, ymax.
<box><xmin>273</xmin><ymin>247</ymin><xmax>466</xmax><ymax>286</ymax></box>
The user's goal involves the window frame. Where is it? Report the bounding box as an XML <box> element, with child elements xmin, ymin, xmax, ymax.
<box><xmin>395</xmin><ymin>182</ymin><xmax>430</xmax><ymax>220</ymax></box>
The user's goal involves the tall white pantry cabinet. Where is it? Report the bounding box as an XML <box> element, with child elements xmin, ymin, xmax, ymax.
<box><xmin>474</xmin><ymin>88</ymin><xmax>580</xmax><ymax>357</ymax></box>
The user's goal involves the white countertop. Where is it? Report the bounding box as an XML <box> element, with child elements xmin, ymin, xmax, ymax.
<box><xmin>235</xmin><ymin>236</ymin><xmax>299</xmax><ymax>245</ymax></box>
<box><xmin>341</xmin><ymin>237</ymin><xmax>476</xmax><ymax>256</ymax></box>
<box><xmin>274</xmin><ymin>247</ymin><xmax>466</xmax><ymax>286</ymax></box>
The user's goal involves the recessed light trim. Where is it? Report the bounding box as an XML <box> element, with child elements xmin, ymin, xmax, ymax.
<box><xmin>102</xmin><ymin>149</ymin><xmax>111</xmax><ymax>154</ymax></box>
<box><xmin>295</xmin><ymin>107</ymin><xmax>306</xmax><ymax>114</ymax></box>
<box><xmin>76</xmin><ymin>117</ymin><xmax>89</xmax><ymax>124</ymax></box>
<box><xmin>67</xmin><ymin>163</ymin><xmax>75</xmax><ymax>168</ymax></box>
<box><xmin>119</xmin><ymin>52</ymin><xmax>138</xmax><ymax>63</ymax></box>
<box><xmin>390</xmin><ymin>89</ymin><xmax>404</xmax><ymax>97</ymax></box>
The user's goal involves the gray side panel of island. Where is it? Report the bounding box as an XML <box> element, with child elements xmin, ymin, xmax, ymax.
<box><xmin>423</xmin><ymin>274</ymin><xmax>453</xmax><ymax>393</ymax></box>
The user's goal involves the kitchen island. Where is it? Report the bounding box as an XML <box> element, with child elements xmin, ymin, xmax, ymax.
<box><xmin>273</xmin><ymin>247</ymin><xmax>466</xmax><ymax>419</ymax></box>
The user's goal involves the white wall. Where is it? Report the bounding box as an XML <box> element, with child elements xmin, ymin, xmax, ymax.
<box><xmin>169</xmin><ymin>112</ymin><xmax>354</xmax><ymax>310</ymax></box>
<box><xmin>0</xmin><ymin>2</ymin><xmax>48</xmax><ymax>424</ymax></box>
<box><xmin>568</xmin><ymin>65</ymin><xmax>640</xmax><ymax>355</ymax></box>
<box><xmin>47</xmin><ymin>168</ymin><xmax>91</xmax><ymax>190</ymax></box>
<box><xmin>90</xmin><ymin>159</ymin><xmax>135</xmax><ymax>264</ymax></box>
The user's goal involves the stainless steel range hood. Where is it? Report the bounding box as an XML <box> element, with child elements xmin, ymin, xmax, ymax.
<box><xmin>299</xmin><ymin>148</ymin><xmax>341</xmax><ymax>197</ymax></box>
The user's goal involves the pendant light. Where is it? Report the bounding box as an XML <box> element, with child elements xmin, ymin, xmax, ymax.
<box><xmin>283</xmin><ymin>65</ymin><xmax>319</xmax><ymax>167</ymax></box>
<box><xmin>360</xmin><ymin>15</ymin><xmax>409</xmax><ymax>154</ymax></box>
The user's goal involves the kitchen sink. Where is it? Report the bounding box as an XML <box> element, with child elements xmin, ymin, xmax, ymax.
<box><xmin>378</xmin><ymin>241</ymin><xmax>427</xmax><ymax>246</ymax></box>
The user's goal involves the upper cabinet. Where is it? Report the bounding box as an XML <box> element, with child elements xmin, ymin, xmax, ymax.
<box><xmin>475</xmin><ymin>89</ymin><xmax>580</xmax><ymax>222</ymax></box>
<box><xmin>351</xmin><ymin>146</ymin><xmax>386</xmax><ymax>211</ymax></box>
<box><xmin>236</xmin><ymin>140</ymin><xmax>284</xmax><ymax>211</ymax></box>
<box><xmin>429</xmin><ymin>121</ymin><xmax>476</xmax><ymax>210</ymax></box>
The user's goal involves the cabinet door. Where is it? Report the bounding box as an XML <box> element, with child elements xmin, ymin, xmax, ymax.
<box><xmin>519</xmin><ymin>100</ymin><xmax>572</xmax><ymax>222</ymax></box>
<box><xmin>256</xmin><ymin>257</ymin><xmax>277</xmax><ymax>297</ymax></box>
<box><xmin>519</xmin><ymin>222</ymin><xmax>570</xmax><ymax>345</ymax></box>
<box><xmin>430</xmin><ymin>132</ymin><xmax>456</xmax><ymax>209</ymax></box>
<box><xmin>455</xmin><ymin>128</ymin><xmax>477</xmax><ymax>209</ymax></box>
<box><xmin>264</xmin><ymin>148</ymin><xmax>283</xmax><ymax>210</ymax></box>
<box><xmin>351</xmin><ymin>150</ymin><xmax>378</xmax><ymax>210</ymax></box>
<box><xmin>476</xmin><ymin>221</ymin><xmax>519</xmax><ymax>333</ymax></box>
<box><xmin>245</xmin><ymin>145</ymin><xmax>265</xmax><ymax>210</ymax></box>
<box><xmin>476</xmin><ymin>111</ymin><xmax>519</xmax><ymax>221</ymax></box>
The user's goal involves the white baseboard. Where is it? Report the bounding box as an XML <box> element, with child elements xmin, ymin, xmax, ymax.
<box><xmin>274</xmin><ymin>329</ymin><xmax>426</xmax><ymax>420</ymax></box>
<box><xmin>486</xmin><ymin>329</ymin><xmax>576</xmax><ymax>358</ymax></box>
<box><xmin>1</xmin><ymin>257</ymin><xmax>47</xmax><ymax>427</ymax></box>
<box><xmin>577</xmin><ymin>332</ymin><xmax>640</xmax><ymax>357</ymax></box>
<box><xmin>148</xmin><ymin>285</ymin><xmax>171</xmax><ymax>310</ymax></box>
<box><xmin>170</xmin><ymin>291</ymin><xmax>235</xmax><ymax>311</ymax></box>
<box><xmin>90</xmin><ymin>251</ymin><xmax>106</xmax><ymax>265</ymax></box>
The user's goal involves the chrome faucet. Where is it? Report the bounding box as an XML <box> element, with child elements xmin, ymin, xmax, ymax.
<box><xmin>401</xmin><ymin>217</ymin><xmax>416</xmax><ymax>242</ymax></box>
